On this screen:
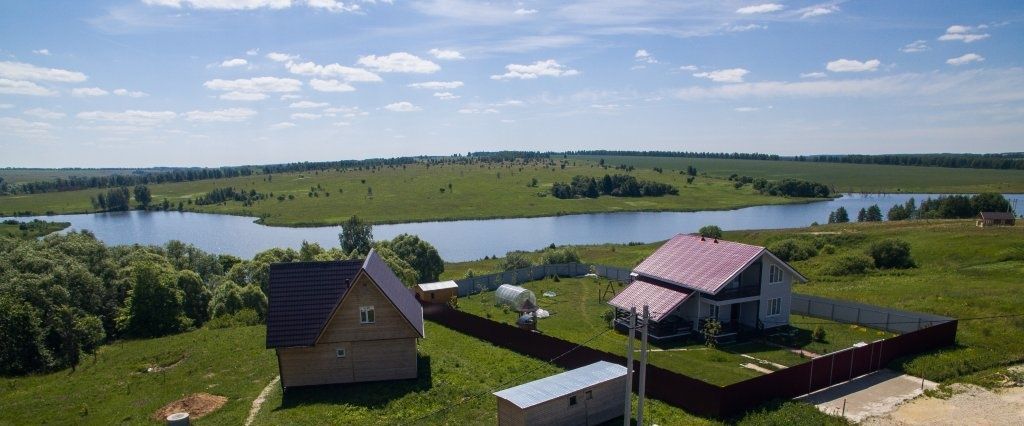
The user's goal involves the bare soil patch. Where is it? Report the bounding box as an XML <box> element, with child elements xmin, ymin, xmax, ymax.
<box><xmin>152</xmin><ymin>393</ymin><xmax>228</xmax><ymax>421</ymax></box>
<box><xmin>864</xmin><ymin>383</ymin><xmax>1024</xmax><ymax>425</ymax></box>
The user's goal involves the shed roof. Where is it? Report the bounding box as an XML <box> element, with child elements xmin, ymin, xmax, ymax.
<box><xmin>493</xmin><ymin>361</ymin><xmax>626</xmax><ymax>409</ymax></box>
<box><xmin>607</xmin><ymin>277</ymin><xmax>693</xmax><ymax>322</ymax></box>
<box><xmin>266</xmin><ymin>259</ymin><xmax>363</xmax><ymax>348</ymax></box>
<box><xmin>979</xmin><ymin>211</ymin><xmax>1015</xmax><ymax>220</ymax></box>
<box><xmin>362</xmin><ymin>249</ymin><xmax>425</xmax><ymax>338</ymax></box>
<box><xmin>417</xmin><ymin>280</ymin><xmax>459</xmax><ymax>291</ymax></box>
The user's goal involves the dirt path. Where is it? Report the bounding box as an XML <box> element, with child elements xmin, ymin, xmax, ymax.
<box><xmin>245</xmin><ymin>376</ymin><xmax>279</xmax><ymax>426</ymax></box>
<box><xmin>863</xmin><ymin>383</ymin><xmax>1024</xmax><ymax>425</ymax></box>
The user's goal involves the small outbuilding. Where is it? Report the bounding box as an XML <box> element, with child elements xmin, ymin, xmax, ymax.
<box><xmin>415</xmin><ymin>280</ymin><xmax>459</xmax><ymax>303</ymax></box>
<box><xmin>495</xmin><ymin>284</ymin><xmax>537</xmax><ymax>312</ymax></box>
<box><xmin>977</xmin><ymin>211</ymin><xmax>1016</xmax><ymax>227</ymax></box>
<box><xmin>493</xmin><ymin>361</ymin><xmax>627</xmax><ymax>426</ymax></box>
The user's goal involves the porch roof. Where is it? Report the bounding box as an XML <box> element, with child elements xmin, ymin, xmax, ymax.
<box><xmin>608</xmin><ymin>277</ymin><xmax>693</xmax><ymax>322</ymax></box>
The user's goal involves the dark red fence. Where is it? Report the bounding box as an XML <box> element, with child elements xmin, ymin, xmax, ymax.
<box><xmin>423</xmin><ymin>302</ymin><xmax>958</xmax><ymax>418</ymax></box>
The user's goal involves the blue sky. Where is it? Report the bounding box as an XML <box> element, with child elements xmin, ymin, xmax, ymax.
<box><xmin>1</xmin><ymin>0</ymin><xmax>1022</xmax><ymax>167</ymax></box>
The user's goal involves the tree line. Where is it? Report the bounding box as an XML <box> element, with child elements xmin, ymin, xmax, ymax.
<box><xmin>568</xmin><ymin>150</ymin><xmax>781</xmax><ymax>161</ymax></box>
<box><xmin>806</xmin><ymin>153</ymin><xmax>1024</xmax><ymax>171</ymax></box>
<box><xmin>550</xmin><ymin>174</ymin><xmax>679</xmax><ymax>199</ymax></box>
<box><xmin>826</xmin><ymin>193</ymin><xmax>1013</xmax><ymax>224</ymax></box>
<box><xmin>194</xmin><ymin>187</ymin><xmax>267</xmax><ymax>206</ymax></box>
<box><xmin>752</xmin><ymin>178</ymin><xmax>832</xmax><ymax>198</ymax></box>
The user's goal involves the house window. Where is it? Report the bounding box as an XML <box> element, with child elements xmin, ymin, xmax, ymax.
<box><xmin>708</xmin><ymin>304</ymin><xmax>720</xmax><ymax>319</ymax></box>
<box><xmin>569</xmin><ymin>395</ymin><xmax>578</xmax><ymax>407</ymax></box>
<box><xmin>336</xmin><ymin>348</ymin><xmax>346</xmax><ymax>358</ymax></box>
<box><xmin>769</xmin><ymin>264</ymin><xmax>784</xmax><ymax>284</ymax></box>
<box><xmin>430</xmin><ymin>292</ymin><xmax>436</xmax><ymax>299</ymax></box>
<box><xmin>360</xmin><ymin>306</ymin><xmax>375</xmax><ymax>324</ymax></box>
<box><xmin>767</xmin><ymin>298</ymin><xmax>782</xmax><ymax>316</ymax></box>
<box><xmin>585</xmin><ymin>390</ymin><xmax>593</xmax><ymax>400</ymax></box>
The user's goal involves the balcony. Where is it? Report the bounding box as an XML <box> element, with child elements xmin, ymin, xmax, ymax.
<box><xmin>703</xmin><ymin>285</ymin><xmax>760</xmax><ymax>301</ymax></box>
<box><xmin>614</xmin><ymin>311</ymin><xmax>693</xmax><ymax>341</ymax></box>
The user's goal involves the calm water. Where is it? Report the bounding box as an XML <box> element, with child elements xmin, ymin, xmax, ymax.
<box><xmin>5</xmin><ymin>193</ymin><xmax>1021</xmax><ymax>262</ymax></box>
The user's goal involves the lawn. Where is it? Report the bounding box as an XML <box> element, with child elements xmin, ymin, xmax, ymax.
<box><xmin>0</xmin><ymin>161</ymin><xmax>816</xmax><ymax>226</ymax></box>
<box><xmin>572</xmin><ymin>155</ymin><xmax>1024</xmax><ymax>193</ymax></box>
<box><xmin>0</xmin><ymin>219</ymin><xmax>69</xmax><ymax>239</ymax></box>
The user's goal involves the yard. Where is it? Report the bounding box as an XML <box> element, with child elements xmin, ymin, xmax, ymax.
<box><xmin>455</xmin><ymin>277</ymin><xmax>885</xmax><ymax>386</ymax></box>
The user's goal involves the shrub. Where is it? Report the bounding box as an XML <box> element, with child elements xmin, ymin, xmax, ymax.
<box><xmin>205</xmin><ymin>309</ymin><xmax>261</xmax><ymax>329</ymax></box>
<box><xmin>812</xmin><ymin>325</ymin><xmax>827</xmax><ymax>342</ymax></box>
<box><xmin>541</xmin><ymin>247</ymin><xmax>580</xmax><ymax>264</ymax></box>
<box><xmin>820</xmin><ymin>244</ymin><xmax>837</xmax><ymax>255</ymax></box>
<box><xmin>821</xmin><ymin>254</ymin><xmax>873</xmax><ymax>276</ymax></box>
<box><xmin>501</xmin><ymin>252</ymin><xmax>534</xmax><ymax>271</ymax></box>
<box><xmin>866</xmin><ymin>238</ymin><xmax>915</xmax><ymax>269</ymax></box>
<box><xmin>698</xmin><ymin>225</ymin><xmax>723</xmax><ymax>239</ymax></box>
<box><xmin>768</xmin><ymin>239</ymin><xmax>818</xmax><ymax>262</ymax></box>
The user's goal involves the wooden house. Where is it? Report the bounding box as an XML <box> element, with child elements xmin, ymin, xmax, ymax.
<box><xmin>266</xmin><ymin>249</ymin><xmax>424</xmax><ymax>388</ymax></box>
<box><xmin>977</xmin><ymin>211</ymin><xmax>1016</xmax><ymax>227</ymax></box>
<box><xmin>414</xmin><ymin>280</ymin><xmax>459</xmax><ymax>303</ymax></box>
<box><xmin>493</xmin><ymin>361</ymin><xmax>626</xmax><ymax>426</ymax></box>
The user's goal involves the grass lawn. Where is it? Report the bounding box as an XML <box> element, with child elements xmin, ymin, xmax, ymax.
<box><xmin>0</xmin><ymin>220</ymin><xmax>69</xmax><ymax>239</ymax></box>
<box><xmin>0</xmin><ymin>160</ymin><xmax>828</xmax><ymax>225</ymax></box>
<box><xmin>572</xmin><ymin>155</ymin><xmax>1024</xmax><ymax>193</ymax></box>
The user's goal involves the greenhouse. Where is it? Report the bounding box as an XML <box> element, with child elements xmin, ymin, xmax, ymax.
<box><xmin>495</xmin><ymin>284</ymin><xmax>538</xmax><ymax>312</ymax></box>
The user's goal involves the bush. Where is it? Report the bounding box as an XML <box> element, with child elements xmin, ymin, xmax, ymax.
<box><xmin>205</xmin><ymin>309</ymin><xmax>261</xmax><ymax>329</ymax></box>
<box><xmin>866</xmin><ymin>238</ymin><xmax>915</xmax><ymax>269</ymax></box>
<box><xmin>821</xmin><ymin>254</ymin><xmax>873</xmax><ymax>276</ymax></box>
<box><xmin>501</xmin><ymin>252</ymin><xmax>534</xmax><ymax>271</ymax></box>
<box><xmin>541</xmin><ymin>247</ymin><xmax>580</xmax><ymax>264</ymax></box>
<box><xmin>768</xmin><ymin>239</ymin><xmax>818</xmax><ymax>262</ymax></box>
<box><xmin>820</xmin><ymin>244</ymin><xmax>837</xmax><ymax>255</ymax></box>
<box><xmin>812</xmin><ymin>325</ymin><xmax>827</xmax><ymax>343</ymax></box>
<box><xmin>698</xmin><ymin>225</ymin><xmax>723</xmax><ymax>239</ymax></box>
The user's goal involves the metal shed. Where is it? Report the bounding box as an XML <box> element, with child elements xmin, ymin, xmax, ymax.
<box><xmin>415</xmin><ymin>280</ymin><xmax>459</xmax><ymax>304</ymax></box>
<box><xmin>493</xmin><ymin>361</ymin><xmax>627</xmax><ymax>426</ymax></box>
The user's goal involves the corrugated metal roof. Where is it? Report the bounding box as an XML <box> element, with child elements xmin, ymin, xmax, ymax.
<box><xmin>416</xmin><ymin>280</ymin><xmax>459</xmax><ymax>291</ymax></box>
<box><xmin>980</xmin><ymin>211</ymin><xmax>1015</xmax><ymax>220</ymax></box>
<box><xmin>493</xmin><ymin>361</ymin><xmax>627</xmax><ymax>409</ymax></box>
<box><xmin>362</xmin><ymin>249</ymin><xmax>425</xmax><ymax>338</ymax></box>
<box><xmin>633</xmin><ymin>234</ymin><xmax>765</xmax><ymax>294</ymax></box>
<box><xmin>265</xmin><ymin>260</ymin><xmax>363</xmax><ymax>348</ymax></box>
<box><xmin>607</xmin><ymin>277</ymin><xmax>693</xmax><ymax>322</ymax></box>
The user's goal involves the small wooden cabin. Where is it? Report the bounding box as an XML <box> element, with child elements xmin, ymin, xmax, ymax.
<box><xmin>415</xmin><ymin>280</ymin><xmax>459</xmax><ymax>303</ymax></box>
<box><xmin>266</xmin><ymin>249</ymin><xmax>424</xmax><ymax>388</ymax></box>
<box><xmin>977</xmin><ymin>211</ymin><xmax>1016</xmax><ymax>227</ymax></box>
<box><xmin>493</xmin><ymin>361</ymin><xmax>627</xmax><ymax>426</ymax></box>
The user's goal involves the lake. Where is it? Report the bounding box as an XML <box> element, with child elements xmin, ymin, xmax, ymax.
<box><xmin>5</xmin><ymin>193</ymin><xmax>1021</xmax><ymax>262</ymax></box>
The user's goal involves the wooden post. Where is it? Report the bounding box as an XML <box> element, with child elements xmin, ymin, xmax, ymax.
<box><xmin>638</xmin><ymin>305</ymin><xmax>650</xmax><ymax>426</ymax></box>
<box><xmin>623</xmin><ymin>307</ymin><xmax>636</xmax><ymax>426</ymax></box>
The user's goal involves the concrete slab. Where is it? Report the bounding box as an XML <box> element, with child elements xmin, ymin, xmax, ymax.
<box><xmin>796</xmin><ymin>369</ymin><xmax>936</xmax><ymax>422</ymax></box>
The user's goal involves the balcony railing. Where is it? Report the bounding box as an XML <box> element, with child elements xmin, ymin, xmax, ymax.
<box><xmin>704</xmin><ymin>285</ymin><xmax>760</xmax><ymax>301</ymax></box>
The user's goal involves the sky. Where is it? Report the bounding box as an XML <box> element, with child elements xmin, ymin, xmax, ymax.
<box><xmin>1</xmin><ymin>1</ymin><xmax>1023</xmax><ymax>168</ymax></box>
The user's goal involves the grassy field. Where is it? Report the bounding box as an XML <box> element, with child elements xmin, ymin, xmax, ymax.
<box><xmin>445</xmin><ymin>220</ymin><xmax>1024</xmax><ymax>385</ymax></box>
<box><xmin>0</xmin><ymin>220</ymin><xmax>69</xmax><ymax>239</ymax></box>
<box><xmin>572</xmin><ymin>155</ymin><xmax>1024</xmax><ymax>193</ymax></box>
<box><xmin>0</xmin><ymin>161</ymin><xmax>814</xmax><ymax>226</ymax></box>
<box><xmin>456</xmin><ymin>277</ymin><xmax>885</xmax><ymax>385</ymax></box>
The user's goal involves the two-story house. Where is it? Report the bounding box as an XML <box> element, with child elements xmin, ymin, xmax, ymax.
<box><xmin>609</xmin><ymin>234</ymin><xmax>806</xmax><ymax>341</ymax></box>
<box><xmin>265</xmin><ymin>249</ymin><xmax>424</xmax><ymax>388</ymax></box>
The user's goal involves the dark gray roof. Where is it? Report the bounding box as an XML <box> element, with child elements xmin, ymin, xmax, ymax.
<box><xmin>265</xmin><ymin>260</ymin><xmax>363</xmax><ymax>348</ymax></box>
<box><xmin>980</xmin><ymin>211</ymin><xmax>1015</xmax><ymax>220</ymax></box>
<box><xmin>362</xmin><ymin>249</ymin><xmax>425</xmax><ymax>338</ymax></box>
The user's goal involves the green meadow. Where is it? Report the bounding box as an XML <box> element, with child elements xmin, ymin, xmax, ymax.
<box><xmin>0</xmin><ymin>220</ymin><xmax>69</xmax><ymax>239</ymax></box>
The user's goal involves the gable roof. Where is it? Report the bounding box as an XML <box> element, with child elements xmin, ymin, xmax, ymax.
<box><xmin>633</xmin><ymin>233</ymin><xmax>806</xmax><ymax>295</ymax></box>
<box><xmin>608</xmin><ymin>276</ymin><xmax>693</xmax><ymax>322</ymax></box>
<box><xmin>266</xmin><ymin>260</ymin><xmax>363</xmax><ymax>348</ymax></box>
<box><xmin>493</xmin><ymin>361</ymin><xmax>626</xmax><ymax>409</ymax></box>
<box><xmin>979</xmin><ymin>211</ymin><xmax>1015</xmax><ymax>220</ymax></box>
<box><xmin>361</xmin><ymin>249</ymin><xmax>425</xmax><ymax>338</ymax></box>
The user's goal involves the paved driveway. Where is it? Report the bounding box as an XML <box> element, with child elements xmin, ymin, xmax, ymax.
<box><xmin>797</xmin><ymin>369</ymin><xmax>936</xmax><ymax>422</ymax></box>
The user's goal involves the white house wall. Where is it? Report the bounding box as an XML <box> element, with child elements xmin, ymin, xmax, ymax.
<box><xmin>758</xmin><ymin>254</ymin><xmax>792</xmax><ymax>328</ymax></box>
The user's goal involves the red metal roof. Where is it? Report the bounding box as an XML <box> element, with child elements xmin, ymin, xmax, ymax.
<box><xmin>633</xmin><ymin>234</ymin><xmax>765</xmax><ymax>295</ymax></box>
<box><xmin>608</xmin><ymin>277</ymin><xmax>693</xmax><ymax>322</ymax></box>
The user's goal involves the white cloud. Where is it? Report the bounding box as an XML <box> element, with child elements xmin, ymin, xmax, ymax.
<box><xmin>266</xmin><ymin>52</ymin><xmax>298</xmax><ymax>62</ymax></box>
<box><xmin>727</xmin><ymin>24</ymin><xmax>764</xmax><ymax>32</ymax></box>
<box><xmin>246</xmin><ymin>48</ymin><xmax>260</xmax><ymax>56</ymax></box>
<box><xmin>693</xmin><ymin>68</ymin><xmax>749</xmax><ymax>83</ymax></box>
<box><xmin>901</xmin><ymin>40</ymin><xmax>929</xmax><ymax>53</ymax></box>
<box><xmin>800</xmin><ymin>5</ymin><xmax>838</xmax><ymax>19</ymax></box>
<box><xmin>306</xmin><ymin>0</ymin><xmax>360</xmax><ymax>13</ymax></box>
<box><xmin>76</xmin><ymin>110</ymin><xmax>176</xmax><ymax>126</ymax></box>
<box><xmin>826</xmin><ymin>58</ymin><xmax>880</xmax><ymax>73</ymax></box>
<box><xmin>0</xmin><ymin>61</ymin><xmax>87</xmax><ymax>82</ymax></box>
<box><xmin>270</xmin><ymin>121</ymin><xmax>296</xmax><ymax>130</ymax></box>
<box><xmin>635</xmin><ymin>49</ymin><xmax>657</xmax><ymax>64</ymax></box>
<box><xmin>384</xmin><ymin>101</ymin><xmax>421</xmax><ymax>112</ymax></box>
<box><xmin>938</xmin><ymin>25</ymin><xmax>990</xmax><ymax>43</ymax></box>
<box><xmin>33</xmin><ymin>49</ymin><xmax>51</xmax><ymax>56</ymax></box>
<box><xmin>679</xmin><ymin>65</ymin><xmax>698</xmax><ymax>71</ymax></box>
<box><xmin>72</xmin><ymin>87</ymin><xmax>110</xmax><ymax>97</ymax></box>
<box><xmin>0</xmin><ymin>117</ymin><xmax>53</xmax><ymax>138</ymax></box>
<box><xmin>142</xmin><ymin>0</ymin><xmax>292</xmax><ymax>10</ymax></box>
<box><xmin>323</xmin><ymin>106</ymin><xmax>367</xmax><ymax>117</ymax></box>
<box><xmin>458</xmin><ymin>107</ymin><xmax>499</xmax><ymax>114</ymax></box>
<box><xmin>491</xmin><ymin>99</ymin><xmax>524</xmax><ymax>107</ymax></box>
<box><xmin>333</xmin><ymin>121</ymin><xmax>350</xmax><ymax>126</ymax></box>
<box><xmin>428</xmin><ymin>48</ymin><xmax>465</xmax><ymax>60</ymax></box>
<box><xmin>220</xmin><ymin>91</ymin><xmax>268</xmax><ymax>101</ymax></box>
<box><xmin>408</xmin><ymin>81</ymin><xmax>463</xmax><ymax>90</ymax></box>
<box><xmin>947</xmin><ymin>53</ymin><xmax>984</xmax><ymax>66</ymax></box>
<box><xmin>491</xmin><ymin>60</ymin><xmax>579</xmax><ymax>80</ymax></box>
<box><xmin>289</xmin><ymin>100</ymin><xmax>329</xmax><ymax>108</ymax></box>
<box><xmin>309</xmin><ymin>79</ymin><xmax>356</xmax><ymax>92</ymax></box>
<box><xmin>185</xmin><ymin>108</ymin><xmax>257</xmax><ymax>122</ymax></box>
<box><xmin>357</xmin><ymin>52</ymin><xmax>440</xmax><ymax>73</ymax></box>
<box><xmin>24</xmin><ymin>108</ymin><xmax>66</xmax><ymax>119</ymax></box>
<box><xmin>113</xmin><ymin>88</ymin><xmax>148</xmax><ymax>97</ymax></box>
<box><xmin>280</xmin><ymin>94</ymin><xmax>302</xmax><ymax>100</ymax></box>
<box><xmin>734</xmin><ymin>106</ymin><xmax>760</xmax><ymax>112</ymax></box>
<box><xmin>800</xmin><ymin>72</ymin><xmax>827</xmax><ymax>79</ymax></box>
<box><xmin>736</xmin><ymin>3</ymin><xmax>784</xmax><ymax>14</ymax></box>
<box><xmin>0</xmin><ymin>104</ymin><xmax>12</xmax><ymax>109</ymax></box>
<box><xmin>433</xmin><ymin>92</ymin><xmax>459</xmax><ymax>100</ymax></box>
<box><xmin>220</xmin><ymin>58</ymin><xmax>248</xmax><ymax>67</ymax></box>
<box><xmin>290</xmin><ymin>112</ymin><xmax>323</xmax><ymax>120</ymax></box>
<box><xmin>287</xmin><ymin>61</ymin><xmax>382</xmax><ymax>82</ymax></box>
<box><xmin>513</xmin><ymin>8</ymin><xmax>537</xmax><ymax>15</ymax></box>
<box><xmin>203</xmin><ymin>77</ymin><xmax>303</xmax><ymax>93</ymax></box>
<box><xmin>0</xmin><ymin>79</ymin><xmax>58</xmax><ymax>96</ymax></box>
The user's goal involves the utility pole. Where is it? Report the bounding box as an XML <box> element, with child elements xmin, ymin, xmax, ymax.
<box><xmin>623</xmin><ymin>307</ymin><xmax>636</xmax><ymax>426</ymax></box>
<box><xmin>637</xmin><ymin>305</ymin><xmax>650</xmax><ymax>426</ymax></box>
